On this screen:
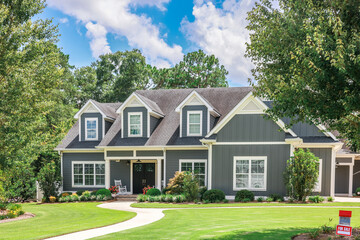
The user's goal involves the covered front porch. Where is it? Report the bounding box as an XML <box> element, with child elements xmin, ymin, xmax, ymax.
<box><xmin>104</xmin><ymin>149</ymin><xmax>165</xmax><ymax>194</ymax></box>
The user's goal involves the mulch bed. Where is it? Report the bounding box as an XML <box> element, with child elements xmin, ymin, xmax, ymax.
<box><xmin>292</xmin><ymin>228</ymin><xmax>360</xmax><ymax>239</ymax></box>
<box><xmin>0</xmin><ymin>210</ymin><xmax>35</xmax><ymax>224</ymax></box>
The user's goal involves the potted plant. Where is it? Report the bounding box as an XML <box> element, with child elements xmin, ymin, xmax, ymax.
<box><xmin>109</xmin><ymin>186</ymin><xmax>119</xmax><ymax>197</ymax></box>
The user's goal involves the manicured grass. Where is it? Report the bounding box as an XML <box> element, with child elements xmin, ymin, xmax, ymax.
<box><xmin>131</xmin><ymin>202</ymin><xmax>360</xmax><ymax>208</ymax></box>
<box><xmin>94</xmin><ymin>207</ymin><xmax>360</xmax><ymax>239</ymax></box>
<box><xmin>0</xmin><ymin>202</ymin><xmax>136</xmax><ymax>240</ymax></box>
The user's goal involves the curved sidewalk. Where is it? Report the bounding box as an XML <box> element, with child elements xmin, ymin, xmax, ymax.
<box><xmin>46</xmin><ymin>201</ymin><xmax>165</xmax><ymax>240</ymax></box>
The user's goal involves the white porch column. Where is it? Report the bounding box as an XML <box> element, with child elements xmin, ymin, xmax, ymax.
<box><xmin>330</xmin><ymin>148</ymin><xmax>336</xmax><ymax>197</ymax></box>
<box><xmin>349</xmin><ymin>164</ymin><xmax>354</xmax><ymax>197</ymax></box>
<box><xmin>208</xmin><ymin>143</ymin><xmax>212</xmax><ymax>190</ymax></box>
<box><xmin>105</xmin><ymin>159</ymin><xmax>110</xmax><ymax>189</ymax></box>
<box><xmin>156</xmin><ymin>159</ymin><xmax>162</xmax><ymax>189</ymax></box>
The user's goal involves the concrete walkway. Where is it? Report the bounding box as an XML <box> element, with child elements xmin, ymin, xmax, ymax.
<box><xmin>46</xmin><ymin>201</ymin><xmax>165</xmax><ymax>240</ymax></box>
<box><xmin>335</xmin><ymin>196</ymin><xmax>360</xmax><ymax>202</ymax></box>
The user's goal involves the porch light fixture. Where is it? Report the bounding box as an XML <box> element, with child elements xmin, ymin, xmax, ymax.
<box><xmin>136</xmin><ymin>159</ymin><xmax>141</xmax><ymax>163</ymax></box>
<box><xmin>127</xmin><ymin>160</ymin><xmax>130</xmax><ymax>166</ymax></box>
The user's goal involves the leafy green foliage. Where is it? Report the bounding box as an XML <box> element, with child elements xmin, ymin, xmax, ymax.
<box><xmin>308</xmin><ymin>195</ymin><xmax>325</xmax><ymax>203</ymax></box>
<box><xmin>1</xmin><ymin>162</ymin><xmax>36</xmax><ymax>201</ymax></box>
<box><xmin>269</xmin><ymin>193</ymin><xmax>284</xmax><ymax>202</ymax></box>
<box><xmin>37</xmin><ymin>161</ymin><xmax>62</xmax><ymax>202</ymax></box>
<box><xmin>246</xmin><ymin>0</ymin><xmax>360</xmax><ymax>151</ymax></box>
<box><xmin>182</xmin><ymin>172</ymin><xmax>200</xmax><ymax>201</ymax></box>
<box><xmin>146</xmin><ymin>188</ymin><xmax>161</xmax><ymax>196</ymax></box>
<box><xmin>153</xmin><ymin>50</ymin><xmax>228</xmax><ymax>89</ymax></box>
<box><xmin>284</xmin><ymin>149</ymin><xmax>320</xmax><ymax>201</ymax></box>
<box><xmin>96</xmin><ymin>189</ymin><xmax>112</xmax><ymax>197</ymax></box>
<box><xmin>235</xmin><ymin>190</ymin><xmax>255</xmax><ymax>202</ymax></box>
<box><xmin>202</xmin><ymin>189</ymin><xmax>225</xmax><ymax>203</ymax></box>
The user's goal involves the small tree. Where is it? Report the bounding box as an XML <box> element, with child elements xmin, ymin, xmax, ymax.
<box><xmin>167</xmin><ymin>171</ymin><xmax>200</xmax><ymax>201</ymax></box>
<box><xmin>284</xmin><ymin>149</ymin><xmax>319</xmax><ymax>201</ymax></box>
<box><xmin>37</xmin><ymin>161</ymin><xmax>62</xmax><ymax>202</ymax></box>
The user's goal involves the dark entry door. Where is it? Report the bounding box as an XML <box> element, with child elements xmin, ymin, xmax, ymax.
<box><xmin>133</xmin><ymin>163</ymin><xmax>155</xmax><ymax>194</ymax></box>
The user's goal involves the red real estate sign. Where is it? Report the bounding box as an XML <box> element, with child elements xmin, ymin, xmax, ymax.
<box><xmin>336</xmin><ymin>225</ymin><xmax>352</xmax><ymax>236</ymax></box>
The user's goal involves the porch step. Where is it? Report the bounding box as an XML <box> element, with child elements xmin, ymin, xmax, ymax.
<box><xmin>114</xmin><ymin>194</ymin><xmax>138</xmax><ymax>201</ymax></box>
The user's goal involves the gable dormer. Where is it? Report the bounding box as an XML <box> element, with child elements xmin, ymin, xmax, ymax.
<box><xmin>74</xmin><ymin>100</ymin><xmax>116</xmax><ymax>142</ymax></box>
<box><xmin>175</xmin><ymin>91</ymin><xmax>220</xmax><ymax>138</ymax></box>
<box><xmin>116</xmin><ymin>93</ymin><xmax>164</xmax><ymax>138</ymax></box>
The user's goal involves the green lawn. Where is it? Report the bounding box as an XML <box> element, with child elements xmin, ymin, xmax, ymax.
<box><xmin>131</xmin><ymin>202</ymin><xmax>360</xmax><ymax>208</ymax></box>
<box><xmin>0</xmin><ymin>202</ymin><xmax>136</xmax><ymax>240</ymax></box>
<box><xmin>93</xmin><ymin>207</ymin><xmax>360</xmax><ymax>240</ymax></box>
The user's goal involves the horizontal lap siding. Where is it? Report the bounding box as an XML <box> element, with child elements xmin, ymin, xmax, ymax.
<box><xmin>212</xmin><ymin>145</ymin><xmax>290</xmax><ymax>196</ymax></box>
<box><xmin>308</xmin><ymin>148</ymin><xmax>332</xmax><ymax>196</ymax></box>
<box><xmin>63</xmin><ymin>152</ymin><xmax>104</xmax><ymax>191</ymax></box>
<box><xmin>166</xmin><ymin>150</ymin><xmax>208</xmax><ymax>183</ymax></box>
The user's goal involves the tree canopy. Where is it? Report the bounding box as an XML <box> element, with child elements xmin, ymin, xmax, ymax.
<box><xmin>246</xmin><ymin>0</ymin><xmax>360</xmax><ymax>151</ymax></box>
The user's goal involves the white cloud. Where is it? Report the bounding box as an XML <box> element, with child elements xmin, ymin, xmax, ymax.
<box><xmin>130</xmin><ymin>0</ymin><xmax>171</xmax><ymax>11</ymax></box>
<box><xmin>181</xmin><ymin>0</ymin><xmax>255</xmax><ymax>86</ymax></box>
<box><xmin>85</xmin><ymin>22</ymin><xmax>111</xmax><ymax>58</ymax></box>
<box><xmin>47</xmin><ymin>0</ymin><xmax>183</xmax><ymax>66</ymax></box>
<box><xmin>59</xmin><ymin>17</ymin><xmax>69</xmax><ymax>24</ymax></box>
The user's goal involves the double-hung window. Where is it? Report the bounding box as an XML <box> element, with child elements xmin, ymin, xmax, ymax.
<box><xmin>180</xmin><ymin>160</ymin><xmax>207</xmax><ymax>187</ymax></box>
<box><xmin>85</xmin><ymin>118</ymin><xmax>98</xmax><ymax>140</ymax></box>
<box><xmin>73</xmin><ymin>162</ymin><xmax>105</xmax><ymax>187</ymax></box>
<box><xmin>128</xmin><ymin>112</ymin><xmax>142</xmax><ymax>137</ymax></box>
<box><xmin>187</xmin><ymin>111</ymin><xmax>202</xmax><ymax>136</ymax></box>
<box><xmin>233</xmin><ymin>156</ymin><xmax>267</xmax><ymax>191</ymax></box>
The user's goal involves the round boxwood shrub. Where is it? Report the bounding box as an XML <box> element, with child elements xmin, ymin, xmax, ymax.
<box><xmin>146</xmin><ymin>188</ymin><xmax>161</xmax><ymax>196</ymax></box>
<box><xmin>96</xmin><ymin>188</ymin><xmax>112</xmax><ymax>197</ymax></box>
<box><xmin>202</xmin><ymin>189</ymin><xmax>225</xmax><ymax>203</ymax></box>
<box><xmin>235</xmin><ymin>190</ymin><xmax>254</xmax><ymax>202</ymax></box>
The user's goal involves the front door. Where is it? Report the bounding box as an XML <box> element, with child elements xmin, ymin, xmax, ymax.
<box><xmin>133</xmin><ymin>163</ymin><xmax>155</xmax><ymax>194</ymax></box>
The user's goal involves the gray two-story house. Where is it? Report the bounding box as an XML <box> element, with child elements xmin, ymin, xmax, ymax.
<box><xmin>56</xmin><ymin>87</ymin><xmax>359</xmax><ymax>198</ymax></box>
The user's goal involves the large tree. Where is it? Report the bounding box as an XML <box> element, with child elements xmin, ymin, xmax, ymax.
<box><xmin>246</xmin><ymin>0</ymin><xmax>360</xmax><ymax>151</ymax></box>
<box><xmin>153</xmin><ymin>50</ymin><xmax>229</xmax><ymax>89</ymax></box>
<box><xmin>0</xmin><ymin>0</ymin><xmax>75</xmax><ymax>199</ymax></box>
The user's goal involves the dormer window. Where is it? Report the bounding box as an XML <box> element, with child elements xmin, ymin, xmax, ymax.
<box><xmin>187</xmin><ymin>111</ymin><xmax>202</xmax><ymax>136</ymax></box>
<box><xmin>129</xmin><ymin>112</ymin><xmax>142</xmax><ymax>137</ymax></box>
<box><xmin>85</xmin><ymin>118</ymin><xmax>98</xmax><ymax>140</ymax></box>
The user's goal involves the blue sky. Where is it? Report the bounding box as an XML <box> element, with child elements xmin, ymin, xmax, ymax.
<box><xmin>42</xmin><ymin>0</ymin><xmax>255</xmax><ymax>86</ymax></box>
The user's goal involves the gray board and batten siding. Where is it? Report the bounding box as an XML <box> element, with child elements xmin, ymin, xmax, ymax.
<box><xmin>216</xmin><ymin>114</ymin><xmax>287</xmax><ymax>142</ymax></box>
<box><xmin>165</xmin><ymin>150</ymin><xmax>208</xmax><ymax>183</ymax></box>
<box><xmin>353</xmin><ymin>160</ymin><xmax>360</xmax><ymax>193</ymax></box>
<box><xmin>335</xmin><ymin>165</ymin><xmax>349</xmax><ymax>194</ymax></box>
<box><xmin>80</xmin><ymin>113</ymin><xmax>103</xmax><ymax>141</ymax></box>
<box><xmin>123</xmin><ymin>107</ymin><xmax>148</xmax><ymax>138</ymax></box>
<box><xmin>62</xmin><ymin>153</ymin><xmax>105</xmax><ymax>191</ymax></box>
<box><xmin>182</xmin><ymin>105</ymin><xmax>208</xmax><ymax>137</ymax></box>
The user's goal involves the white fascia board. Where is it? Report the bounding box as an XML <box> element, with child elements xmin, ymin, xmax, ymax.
<box><xmin>175</xmin><ymin>91</ymin><xmax>220</xmax><ymax>116</ymax></box>
<box><xmin>205</xmin><ymin>92</ymin><xmax>297</xmax><ymax>138</ymax></box>
<box><xmin>317</xmin><ymin>124</ymin><xmax>338</xmax><ymax>141</ymax></box>
<box><xmin>116</xmin><ymin>93</ymin><xmax>164</xmax><ymax>117</ymax></box>
<box><xmin>74</xmin><ymin>100</ymin><xmax>108</xmax><ymax>119</ymax></box>
<box><xmin>97</xmin><ymin>145</ymin><xmax>207</xmax><ymax>150</ymax></box>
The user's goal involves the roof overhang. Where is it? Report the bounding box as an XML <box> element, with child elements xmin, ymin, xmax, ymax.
<box><xmin>175</xmin><ymin>91</ymin><xmax>220</xmax><ymax>117</ymax></box>
<box><xmin>116</xmin><ymin>93</ymin><xmax>164</xmax><ymax>118</ymax></box>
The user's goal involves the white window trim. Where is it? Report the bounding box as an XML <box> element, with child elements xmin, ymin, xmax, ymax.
<box><xmin>233</xmin><ymin>156</ymin><xmax>267</xmax><ymax>191</ymax></box>
<box><xmin>314</xmin><ymin>159</ymin><xmax>322</xmax><ymax>192</ymax></box>
<box><xmin>187</xmin><ymin>110</ymin><xmax>202</xmax><ymax>136</ymax></box>
<box><xmin>128</xmin><ymin>112</ymin><xmax>143</xmax><ymax>137</ymax></box>
<box><xmin>85</xmin><ymin>118</ymin><xmax>98</xmax><ymax>141</ymax></box>
<box><xmin>72</xmin><ymin>161</ymin><xmax>105</xmax><ymax>188</ymax></box>
<box><xmin>179</xmin><ymin>159</ymin><xmax>207</xmax><ymax>186</ymax></box>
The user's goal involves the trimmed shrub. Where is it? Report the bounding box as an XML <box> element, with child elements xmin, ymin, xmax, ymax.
<box><xmin>257</xmin><ymin>197</ymin><xmax>264</xmax><ymax>202</ymax></box>
<box><xmin>235</xmin><ymin>190</ymin><xmax>254</xmax><ymax>202</ymax></box>
<box><xmin>79</xmin><ymin>195</ymin><xmax>88</xmax><ymax>201</ymax></box>
<box><xmin>146</xmin><ymin>188</ymin><xmax>161</xmax><ymax>196</ymax></box>
<box><xmin>91</xmin><ymin>190</ymin><xmax>97</xmax><ymax>196</ymax></box>
<box><xmin>202</xmin><ymin>189</ymin><xmax>225</xmax><ymax>203</ymax></box>
<box><xmin>96</xmin><ymin>189</ymin><xmax>111</xmax><ymax>197</ymax></box>
<box><xmin>199</xmin><ymin>187</ymin><xmax>207</xmax><ymax>201</ymax></box>
<box><xmin>96</xmin><ymin>194</ymin><xmax>105</xmax><ymax>201</ymax></box>
<box><xmin>76</xmin><ymin>190</ymin><xmax>86</xmax><ymax>196</ymax></box>
<box><xmin>71</xmin><ymin>194</ymin><xmax>79</xmax><ymax>202</ymax></box>
<box><xmin>308</xmin><ymin>195</ymin><xmax>324</xmax><ymax>203</ymax></box>
<box><xmin>223</xmin><ymin>199</ymin><xmax>229</xmax><ymax>203</ymax></box>
<box><xmin>241</xmin><ymin>198</ymin><xmax>251</xmax><ymax>203</ymax></box>
<box><xmin>327</xmin><ymin>196</ymin><xmax>334</xmax><ymax>202</ymax></box>
<box><xmin>269</xmin><ymin>193</ymin><xmax>284</xmax><ymax>202</ymax></box>
<box><xmin>266</xmin><ymin>197</ymin><xmax>273</xmax><ymax>202</ymax></box>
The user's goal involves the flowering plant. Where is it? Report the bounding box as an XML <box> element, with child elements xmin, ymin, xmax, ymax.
<box><xmin>142</xmin><ymin>186</ymin><xmax>153</xmax><ymax>195</ymax></box>
<box><xmin>109</xmin><ymin>186</ymin><xmax>119</xmax><ymax>194</ymax></box>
